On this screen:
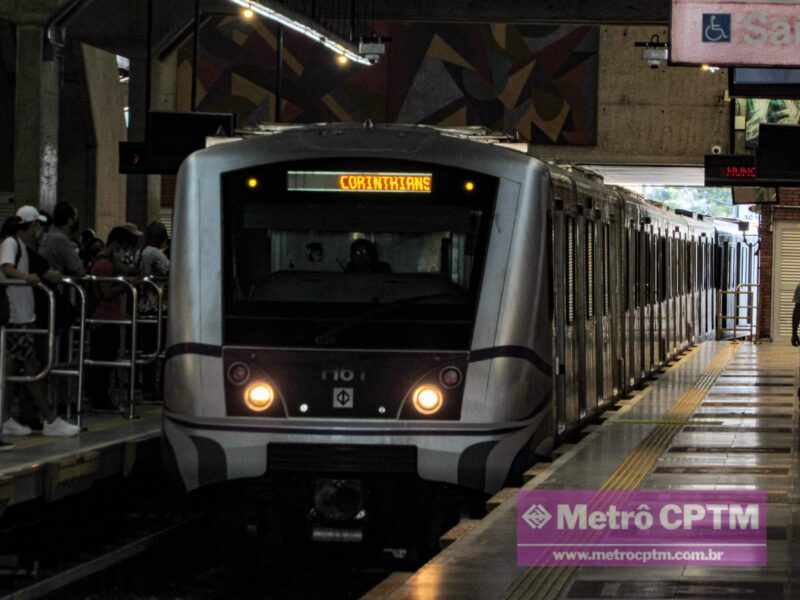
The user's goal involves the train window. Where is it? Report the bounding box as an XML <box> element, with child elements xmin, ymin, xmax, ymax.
<box><xmin>567</xmin><ymin>217</ymin><xmax>576</xmax><ymax>325</ymax></box>
<box><xmin>586</xmin><ymin>221</ymin><xmax>594</xmax><ymax>320</ymax></box>
<box><xmin>221</xmin><ymin>161</ymin><xmax>498</xmax><ymax>349</ymax></box>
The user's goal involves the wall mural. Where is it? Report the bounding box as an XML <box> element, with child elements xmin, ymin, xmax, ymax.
<box><xmin>177</xmin><ymin>18</ymin><xmax>598</xmax><ymax>145</ymax></box>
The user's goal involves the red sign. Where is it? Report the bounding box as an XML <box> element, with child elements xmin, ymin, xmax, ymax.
<box><xmin>724</xmin><ymin>165</ymin><xmax>757</xmax><ymax>179</ymax></box>
<box><xmin>671</xmin><ymin>1</ymin><xmax>800</xmax><ymax>66</ymax></box>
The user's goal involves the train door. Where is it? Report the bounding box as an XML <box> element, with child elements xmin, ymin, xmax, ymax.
<box><xmin>584</xmin><ymin>211</ymin><xmax>598</xmax><ymax>416</ymax></box>
<box><xmin>637</xmin><ymin>224</ymin><xmax>646</xmax><ymax>380</ymax></box>
<box><xmin>625</xmin><ymin>210</ymin><xmax>640</xmax><ymax>387</ymax></box>
<box><xmin>673</xmin><ymin>231</ymin><xmax>682</xmax><ymax>350</ymax></box>
<box><xmin>563</xmin><ymin>212</ymin><xmax>581</xmax><ymax>427</ymax></box>
<box><xmin>680</xmin><ymin>235</ymin><xmax>688</xmax><ymax>347</ymax></box>
<box><xmin>552</xmin><ymin>181</ymin><xmax>577</xmax><ymax>435</ymax></box>
<box><xmin>699</xmin><ymin>239</ymin><xmax>707</xmax><ymax>337</ymax></box>
<box><xmin>598</xmin><ymin>220</ymin><xmax>614</xmax><ymax>405</ymax></box>
<box><xmin>645</xmin><ymin>228</ymin><xmax>656</xmax><ymax>373</ymax></box>
<box><xmin>608</xmin><ymin>194</ymin><xmax>624</xmax><ymax>400</ymax></box>
<box><xmin>687</xmin><ymin>237</ymin><xmax>694</xmax><ymax>344</ymax></box>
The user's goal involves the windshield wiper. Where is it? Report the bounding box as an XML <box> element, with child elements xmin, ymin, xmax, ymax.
<box><xmin>314</xmin><ymin>293</ymin><xmax>466</xmax><ymax>346</ymax></box>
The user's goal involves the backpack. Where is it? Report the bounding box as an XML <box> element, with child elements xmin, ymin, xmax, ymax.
<box><xmin>0</xmin><ymin>236</ymin><xmax>23</xmax><ymax>326</ymax></box>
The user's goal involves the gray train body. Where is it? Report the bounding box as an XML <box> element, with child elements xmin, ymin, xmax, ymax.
<box><xmin>162</xmin><ymin>124</ymin><xmax>754</xmax><ymax>504</ymax></box>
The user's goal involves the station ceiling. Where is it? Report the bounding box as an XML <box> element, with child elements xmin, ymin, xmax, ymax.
<box><xmin>49</xmin><ymin>0</ymin><xmax>671</xmax><ymax>59</ymax></box>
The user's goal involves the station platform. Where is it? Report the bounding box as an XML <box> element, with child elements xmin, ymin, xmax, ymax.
<box><xmin>367</xmin><ymin>342</ymin><xmax>799</xmax><ymax>600</ymax></box>
<box><xmin>0</xmin><ymin>407</ymin><xmax>161</xmax><ymax>514</ymax></box>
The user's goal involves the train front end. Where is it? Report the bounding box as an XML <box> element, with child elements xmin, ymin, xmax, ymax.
<box><xmin>163</xmin><ymin>126</ymin><xmax>553</xmax><ymax>555</ymax></box>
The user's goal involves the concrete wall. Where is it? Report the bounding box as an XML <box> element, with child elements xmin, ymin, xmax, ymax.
<box><xmin>0</xmin><ymin>19</ymin><xmax>14</xmax><ymax>195</ymax></box>
<box><xmin>530</xmin><ymin>26</ymin><xmax>730</xmax><ymax>165</ymax></box>
<box><xmin>756</xmin><ymin>189</ymin><xmax>800</xmax><ymax>341</ymax></box>
<box><xmin>81</xmin><ymin>43</ymin><xmax>127</xmax><ymax>240</ymax></box>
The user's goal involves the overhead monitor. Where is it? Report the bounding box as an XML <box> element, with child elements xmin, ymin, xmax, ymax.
<box><xmin>704</xmin><ymin>154</ymin><xmax>758</xmax><ymax>186</ymax></box>
<box><xmin>732</xmin><ymin>187</ymin><xmax>778</xmax><ymax>205</ymax></box>
<box><xmin>731</xmin><ymin>68</ymin><xmax>800</xmax><ymax>99</ymax></box>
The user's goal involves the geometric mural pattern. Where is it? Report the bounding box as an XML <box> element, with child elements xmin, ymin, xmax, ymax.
<box><xmin>177</xmin><ymin>19</ymin><xmax>598</xmax><ymax>145</ymax></box>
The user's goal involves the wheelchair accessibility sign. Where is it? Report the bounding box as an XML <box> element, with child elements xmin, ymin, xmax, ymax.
<box><xmin>702</xmin><ymin>14</ymin><xmax>731</xmax><ymax>43</ymax></box>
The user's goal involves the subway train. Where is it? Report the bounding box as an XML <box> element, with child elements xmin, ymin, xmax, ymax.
<box><xmin>161</xmin><ymin>123</ymin><xmax>756</xmax><ymax>555</ymax></box>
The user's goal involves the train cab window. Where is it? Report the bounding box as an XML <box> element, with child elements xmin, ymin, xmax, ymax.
<box><xmin>567</xmin><ymin>217</ymin><xmax>576</xmax><ymax>325</ymax></box>
<box><xmin>221</xmin><ymin>161</ymin><xmax>497</xmax><ymax>349</ymax></box>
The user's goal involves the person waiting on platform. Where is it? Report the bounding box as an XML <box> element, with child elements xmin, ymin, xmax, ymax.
<box><xmin>0</xmin><ymin>206</ymin><xmax>78</xmax><ymax>450</ymax></box>
<box><xmin>345</xmin><ymin>239</ymin><xmax>392</xmax><ymax>274</ymax></box>
<box><xmin>39</xmin><ymin>202</ymin><xmax>85</xmax><ymax>278</ymax></box>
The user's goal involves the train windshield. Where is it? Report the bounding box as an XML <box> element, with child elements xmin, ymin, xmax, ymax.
<box><xmin>223</xmin><ymin>160</ymin><xmax>497</xmax><ymax>350</ymax></box>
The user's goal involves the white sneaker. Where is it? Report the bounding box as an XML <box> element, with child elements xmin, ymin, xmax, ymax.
<box><xmin>2</xmin><ymin>418</ymin><xmax>32</xmax><ymax>436</ymax></box>
<box><xmin>43</xmin><ymin>417</ymin><xmax>80</xmax><ymax>437</ymax></box>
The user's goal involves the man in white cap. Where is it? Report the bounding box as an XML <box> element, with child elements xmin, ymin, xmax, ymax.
<box><xmin>0</xmin><ymin>206</ymin><xmax>79</xmax><ymax>449</ymax></box>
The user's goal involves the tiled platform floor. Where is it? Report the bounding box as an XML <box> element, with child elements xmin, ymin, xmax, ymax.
<box><xmin>371</xmin><ymin>342</ymin><xmax>799</xmax><ymax>599</ymax></box>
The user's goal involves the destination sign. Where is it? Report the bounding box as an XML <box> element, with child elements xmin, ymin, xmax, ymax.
<box><xmin>704</xmin><ymin>154</ymin><xmax>758</xmax><ymax>186</ymax></box>
<box><xmin>287</xmin><ymin>171</ymin><xmax>433</xmax><ymax>193</ymax></box>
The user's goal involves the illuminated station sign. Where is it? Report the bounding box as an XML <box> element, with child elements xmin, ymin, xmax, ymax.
<box><xmin>704</xmin><ymin>155</ymin><xmax>759</xmax><ymax>186</ymax></box>
<box><xmin>287</xmin><ymin>171</ymin><xmax>433</xmax><ymax>193</ymax></box>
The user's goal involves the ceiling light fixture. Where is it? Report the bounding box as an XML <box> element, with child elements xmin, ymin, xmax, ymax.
<box><xmin>228</xmin><ymin>0</ymin><xmax>373</xmax><ymax>66</ymax></box>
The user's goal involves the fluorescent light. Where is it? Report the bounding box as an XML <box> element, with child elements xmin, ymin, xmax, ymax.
<box><xmin>228</xmin><ymin>0</ymin><xmax>373</xmax><ymax>66</ymax></box>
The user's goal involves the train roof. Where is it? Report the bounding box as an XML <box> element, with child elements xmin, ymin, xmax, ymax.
<box><xmin>205</xmin><ymin>122</ymin><xmax>754</xmax><ymax>236</ymax></box>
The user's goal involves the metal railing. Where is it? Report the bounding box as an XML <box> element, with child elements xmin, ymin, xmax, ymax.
<box><xmin>0</xmin><ymin>281</ymin><xmax>57</xmax><ymax>429</ymax></box>
<box><xmin>716</xmin><ymin>283</ymin><xmax>758</xmax><ymax>342</ymax></box>
<box><xmin>0</xmin><ymin>276</ymin><xmax>167</xmax><ymax>433</ymax></box>
<box><xmin>76</xmin><ymin>276</ymin><xmax>166</xmax><ymax>421</ymax></box>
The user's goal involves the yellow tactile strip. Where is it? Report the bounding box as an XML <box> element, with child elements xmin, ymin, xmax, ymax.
<box><xmin>503</xmin><ymin>343</ymin><xmax>739</xmax><ymax>600</ymax></box>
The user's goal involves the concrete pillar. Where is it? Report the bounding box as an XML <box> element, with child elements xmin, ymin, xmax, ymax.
<box><xmin>81</xmin><ymin>43</ymin><xmax>127</xmax><ymax>241</ymax></box>
<box><xmin>126</xmin><ymin>57</ymin><xmax>148</xmax><ymax>228</ymax></box>
<box><xmin>13</xmin><ymin>24</ymin><xmax>59</xmax><ymax>212</ymax></box>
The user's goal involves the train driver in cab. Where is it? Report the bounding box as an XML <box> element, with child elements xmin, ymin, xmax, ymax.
<box><xmin>345</xmin><ymin>239</ymin><xmax>392</xmax><ymax>274</ymax></box>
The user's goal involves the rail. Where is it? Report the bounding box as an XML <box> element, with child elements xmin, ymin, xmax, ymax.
<box><xmin>716</xmin><ymin>283</ymin><xmax>757</xmax><ymax>342</ymax></box>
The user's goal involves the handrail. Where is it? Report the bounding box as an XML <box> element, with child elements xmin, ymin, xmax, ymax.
<box><xmin>0</xmin><ymin>274</ymin><xmax>168</xmax><ymax>433</ymax></box>
<box><xmin>54</xmin><ymin>278</ymin><xmax>88</xmax><ymax>428</ymax></box>
<box><xmin>716</xmin><ymin>283</ymin><xmax>758</xmax><ymax>342</ymax></box>
<box><xmin>136</xmin><ymin>277</ymin><xmax>165</xmax><ymax>363</ymax></box>
<box><xmin>0</xmin><ymin>281</ymin><xmax>57</xmax><ymax>433</ymax></box>
<box><xmin>79</xmin><ymin>275</ymin><xmax>139</xmax><ymax>420</ymax></box>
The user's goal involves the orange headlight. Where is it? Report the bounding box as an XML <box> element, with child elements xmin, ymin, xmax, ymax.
<box><xmin>244</xmin><ymin>382</ymin><xmax>275</xmax><ymax>412</ymax></box>
<box><xmin>412</xmin><ymin>385</ymin><xmax>444</xmax><ymax>415</ymax></box>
